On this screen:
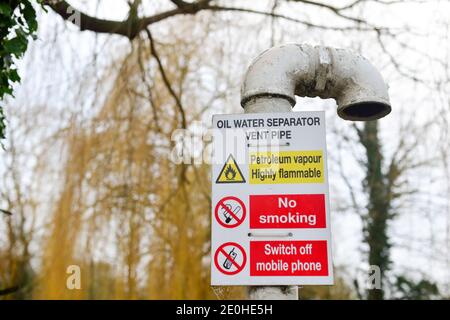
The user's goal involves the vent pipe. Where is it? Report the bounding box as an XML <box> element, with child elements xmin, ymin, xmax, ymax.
<box><xmin>241</xmin><ymin>44</ymin><xmax>391</xmax><ymax>121</ymax></box>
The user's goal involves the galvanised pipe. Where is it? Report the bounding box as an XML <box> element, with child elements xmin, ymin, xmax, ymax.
<box><xmin>241</xmin><ymin>44</ymin><xmax>391</xmax><ymax>121</ymax></box>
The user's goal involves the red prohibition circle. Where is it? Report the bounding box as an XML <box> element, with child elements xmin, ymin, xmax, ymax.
<box><xmin>214</xmin><ymin>242</ymin><xmax>246</xmax><ymax>275</ymax></box>
<box><xmin>214</xmin><ymin>196</ymin><xmax>246</xmax><ymax>228</ymax></box>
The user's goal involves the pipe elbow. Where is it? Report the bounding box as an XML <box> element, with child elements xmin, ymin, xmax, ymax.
<box><xmin>241</xmin><ymin>44</ymin><xmax>391</xmax><ymax>121</ymax></box>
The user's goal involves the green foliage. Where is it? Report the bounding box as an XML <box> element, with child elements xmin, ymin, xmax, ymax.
<box><xmin>392</xmin><ymin>275</ymin><xmax>440</xmax><ymax>300</ymax></box>
<box><xmin>0</xmin><ymin>0</ymin><xmax>43</xmax><ymax>142</ymax></box>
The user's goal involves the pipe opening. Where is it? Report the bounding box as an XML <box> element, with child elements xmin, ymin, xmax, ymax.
<box><xmin>338</xmin><ymin>102</ymin><xmax>391</xmax><ymax>121</ymax></box>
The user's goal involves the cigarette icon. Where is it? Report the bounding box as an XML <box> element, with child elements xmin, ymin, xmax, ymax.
<box><xmin>222</xmin><ymin>204</ymin><xmax>241</xmax><ymax>223</ymax></box>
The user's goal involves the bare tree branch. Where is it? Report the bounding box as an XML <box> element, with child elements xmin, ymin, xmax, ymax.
<box><xmin>44</xmin><ymin>0</ymin><xmax>212</xmax><ymax>39</ymax></box>
<box><xmin>1</xmin><ymin>208</ymin><xmax>12</xmax><ymax>216</ymax></box>
<box><xmin>44</xmin><ymin>0</ymin><xmax>388</xmax><ymax>40</ymax></box>
<box><xmin>286</xmin><ymin>0</ymin><xmax>369</xmax><ymax>25</ymax></box>
<box><xmin>0</xmin><ymin>285</ymin><xmax>20</xmax><ymax>296</ymax></box>
<box><xmin>206</xmin><ymin>5</ymin><xmax>378</xmax><ymax>31</ymax></box>
<box><xmin>136</xmin><ymin>39</ymin><xmax>162</xmax><ymax>132</ymax></box>
<box><xmin>375</xmin><ymin>29</ymin><xmax>422</xmax><ymax>83</ymax></box>
<box><xmin>145</xmin><ymin>27</ymin><xmax>188</xmax><ymax>185</ymax></box>
<box><xmin>145</xmin><ymin>28</ymin><xmax>186</xmax><ymax>129</ymax></box>
<box><xmin>170</xmin><ymin>0</ymin><xmax>191</xmax><ymax>7</ymax></box>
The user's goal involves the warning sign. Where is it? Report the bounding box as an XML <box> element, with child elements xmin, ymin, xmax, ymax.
<box><xmin>249</xmin><ymin>151</ymin><xmax>324</xmax><ymax>184</ymax></box>
<box><xmin>211</xmin><ymin>111</ymin><xmax>333</xmax><ymax>286</ymax></box>
<box><xmin>215</xmin><ymin>196</ymin><xmax>246</xmax><ymax>228</ymax></box>
<box><xmin>250</xmin><ymin>241</ymin><xmax>328</xmax><ymax>276</ymax></box>
<box><xmin>250</xmin><ymin>194</ymin><xmax>326</xmax><ymax>229</ymax></box>
<box><xmin>216</xmin><ymin>154</ymin><xmax>246</xmax><ymax>183</ymax></box>
<box><xmin>214</xmin><ymin>242</ymin><xmax>247</xmax><ymax>275</ymax></box>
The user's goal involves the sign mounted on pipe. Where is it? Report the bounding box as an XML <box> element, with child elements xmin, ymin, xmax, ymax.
<box><xmin>211</xmin><ymin>111</ymin><xmax>334</xmax><ymax>286</ymax></box>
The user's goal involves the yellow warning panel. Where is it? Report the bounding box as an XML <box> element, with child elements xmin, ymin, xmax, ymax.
<box><xmin>216</xmin><ymin>154</ymin><xmax>246</xmax><ymax>183</ymax></box>
<box><xmin>249</xmin><ymin>151</ymin><xmax>324</xmax><ymax>184</ymax></box>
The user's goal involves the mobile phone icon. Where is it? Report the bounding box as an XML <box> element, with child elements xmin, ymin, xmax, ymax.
<box><xmin>222</xmin><ymin>248</ymin><xmax>237</xmax><ymax>269</ymax></box>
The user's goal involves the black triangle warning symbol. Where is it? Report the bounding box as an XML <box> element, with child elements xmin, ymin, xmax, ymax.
<box><xmin>216</xmin><ymin>154</ymin><xmax>246</xmax><ymax>184</ymax></box>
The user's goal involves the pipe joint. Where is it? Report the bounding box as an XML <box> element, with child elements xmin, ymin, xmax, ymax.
<box><xmin>241</xmin><ymin>44</ymin><xmax>391</xmax><ymax>121</ymax></box>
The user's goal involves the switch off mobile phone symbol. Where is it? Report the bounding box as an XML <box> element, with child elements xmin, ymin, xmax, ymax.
<box><xmin>214</xmin><ymin>242</ymin><xmax>246</xmax><ymax>275</ymax></box>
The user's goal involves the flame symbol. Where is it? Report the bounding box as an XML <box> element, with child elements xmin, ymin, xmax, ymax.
<box><xmin>224</xmin><ymin>164</ymin><xmax>237</xmax><ymax>180</ymax></box>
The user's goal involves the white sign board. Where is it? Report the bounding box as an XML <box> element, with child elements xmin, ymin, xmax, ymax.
<box><xmin>211</xmin><ymin>111</ymin><xmax>333</xmax><ymax>285</ymax></box>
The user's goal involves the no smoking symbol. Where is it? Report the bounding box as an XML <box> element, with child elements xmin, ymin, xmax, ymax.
<box><xmin>214</xmin><ymin>242</ymin><xmax>246</xmax><ymax>275</ymax></box>
<box><xmin>214</xmin><ymin>196</ymin><xmax>246</xmax><ymax>228</ymax></box>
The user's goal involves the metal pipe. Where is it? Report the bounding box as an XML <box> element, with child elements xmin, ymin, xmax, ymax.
<box><xmin>241</xmin><ymin>44</ymin><xmax>391</xmax><ymax>121</ymax></box>
<box><xmin>244</xmin><ymin>99</ymin><xmax>298</xmax><ymax>300</ymax></box>
<box><xmin>249</xmin><ymin>286</ymin><xmax>298</xmax><ymax>300</ymax></box>
<box><xmin>241</xmin><ymin>44</ymin><xmax>391</xmax><ymax>300</ymax></box>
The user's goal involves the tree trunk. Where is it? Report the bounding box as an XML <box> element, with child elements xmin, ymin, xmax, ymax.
<box><xmin>359</xmin><ymin>121</ymin><xmax>391</xmax><ymax>300</ymax></box>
